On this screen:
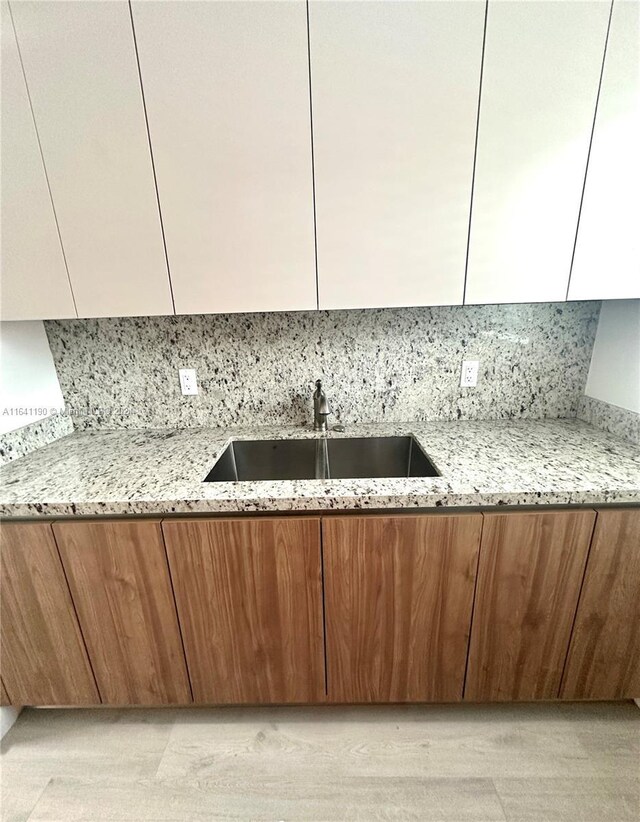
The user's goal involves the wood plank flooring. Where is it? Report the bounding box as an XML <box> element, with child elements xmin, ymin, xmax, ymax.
<box><xmin>1</xmin><ymin>702</ymin><xmax>638</xmax><ymax>821</ymax></box>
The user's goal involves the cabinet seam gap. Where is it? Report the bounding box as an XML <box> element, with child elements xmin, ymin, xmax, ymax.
<box><xmin>49</xmin><ymin>523</ymin><xmax>103</xmax><ymax>703</ymax></box>
<box><xmin>7</xmin><ymin>2</ymin><xmax>79</xmax><ymax>318</ymax></box>
<box><xmin>461</xmin><ymin>514</ymin><xmax>485</xmax><ymax>701</ymax></box>
<box><xmin>128</xmin><ymin>0</ymin><xmax>177</xmax><ymax>315</ymax></box>
<box><xmin>158</xmin><ymin>522</ymin><xmax>195</xmax><ymax>703</ymax></box>
<box><xmin>462</xmin><ymin>0</ymin><xmax>488</xmax><ymax>306</ymax></box>
<box><xmin>556</xmin><ymin>510</ymin><xmax>599</xmax><ymax>698</ymax></box>
<box><xmin>319</xmin><ymin>520</ymin><xmax>329</xmax><ymax>698</ymax></box>
<box><xmin>565</xmin><ymin>0</ymin><xmax>614</xmax><ymax>301</ymax></box>
<box><xmin>306</xmin><ymin>0</ymin><xmax>320</xmax><ymax>311</ymax></box>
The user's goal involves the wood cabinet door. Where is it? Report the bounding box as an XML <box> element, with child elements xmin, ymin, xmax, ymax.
<box><xmin>568</xmin><ymin>0</ymin><xmax>640</xmax><ymax>300</ymax></box>
<box><xmin>561</xmin><ymin>508</ymin><xmax>640</xmax><ymax>700</ymax></box>
<box><xmin>0</xmin><ymin>2</ymin><xmax>75</xmax><ymax>321</ymax></box>
<box><xmin>9</xmin><ymin>1</ymin><xmax>173</xmax><ymax>318</ymax></box>
<box><xmin>465</xmin><ymin>1</ymin><xmax>610</xmax><ymax>304</ymax></box>
<box><xmin>131</xmin><ymin>0</ymin><xmax>316</xmax><ymax>315</ymax></box>
<box><xmin>1</xmin><ymin>679</ymin><xmax>10</xmax><ymax>706</ymax></box>
<box><xmin>162</xmin><ymin>518</ymin><xmax>324</xmax><ymax>704</ymax></box>
<box><xmin>53</xmin><ymin>520</ymin><xmax>191</xmax><ymax>705</ymax></box>
<box><xmin>0</xmin><ymin>522</ymin><xmax>99</xmax><ymax>705</ymax></box>
<box><xmin>323</xmin><ymin>514</ymin><xmax>482</xmax><ymax>703</ymax></box>
<box><xmin>310</xmin><ymin>0</ymin><xmax>484</xmax><ymax>310</ymax></box>
<box><xmin>465</xmin><ymin>511</ymin><xmax>595</xmax><ymax>702</ymax></box>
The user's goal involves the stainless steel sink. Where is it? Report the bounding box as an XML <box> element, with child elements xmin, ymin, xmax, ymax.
<box><xmin>204</xmin><ymin>436</ymin><xmax>440</xmax><ymax>482</ymax></box>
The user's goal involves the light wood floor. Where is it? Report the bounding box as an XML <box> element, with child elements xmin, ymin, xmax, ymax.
<box><xmin>1</xmin><ymin>702</ymin><xmax>639</xmax><ymax>821</ymax></box>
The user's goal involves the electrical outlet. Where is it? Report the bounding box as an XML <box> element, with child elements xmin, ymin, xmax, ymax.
<box><xmin>460</xmin><ymin>360</ymin><xmax>479</xmax><ymax>388</ymax></box>
<box><xmin>179</xmin><ymin>368</ymin><xmax>198</xmax><ymax>396</ymax></box>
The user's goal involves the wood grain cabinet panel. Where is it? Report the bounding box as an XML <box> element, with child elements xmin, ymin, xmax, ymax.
<box><xmin>561</xmin><ymin>508</ymin><xmax>640</xmax><ymax>700</ymax></box>
<box><xmin>162</xmin><ymin>518</ymin><xmax>324</xmax><ymax>704</ymax></box>
<box><xmin>465</xmin><ymin>511</ymin><xmax>596</xmax><ymax>702</ymax></box>
<box><xmin>1</xmin><ymin>679</ymin><xmax>10</xmax><ymax>706</ymax></box>
<box><xmin>323</xmin><ymin>514</ymin><xmax>483</xmax><ymax>703</ymax></box>
<box><xmin>53</xmin><ymin>520</ymin><xmax>191</xmax><ymax>705</ymax></box>
<box><xmin>0</xmin><ymin>522</ymin><xmax>99</xmax><ymax>706</ymax></box>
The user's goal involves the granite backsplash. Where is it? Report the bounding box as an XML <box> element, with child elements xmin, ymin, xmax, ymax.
<box><xmin>0</xmin><ymin>412</ymin><xmax>74</xmax><ymax>466</ymax></box>
<box><xmin>45</xmin><ymin>302</ymin><xmax>600</xmax><ymax>431</ymax></box>
<box><xmin>578</xmin><ymin>395</ymin><xmax>640</xmax><ymax>446</ymax></box>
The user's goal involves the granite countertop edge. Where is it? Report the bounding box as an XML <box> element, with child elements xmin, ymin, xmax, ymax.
<box><xmin>0</xmin><ymin>419</ymin><xmax>639</xmax><ymax>519</ymax></box>
<box><xmin>1</xmin><ymin>490</ymin><xmax>639</xmax><ymax>519</ymax></box>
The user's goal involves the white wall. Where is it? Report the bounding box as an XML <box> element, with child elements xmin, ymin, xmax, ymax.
<box><xmin>585</xmin><ymin>300</ymin><xmax>640</xmax><ymax>413</ymax></box>
<box><xmin>0</xmin><ymin>320</ymin><xmax>64</xmax><ymax>434</ymax></box>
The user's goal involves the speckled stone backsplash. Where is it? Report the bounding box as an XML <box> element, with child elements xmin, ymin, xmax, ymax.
<box><xmin>45</xmin><ymin>302</ymin><xmax>600</xmax><ymax>431</ymax></box>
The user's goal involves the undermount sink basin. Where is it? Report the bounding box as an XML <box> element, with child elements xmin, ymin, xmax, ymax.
<box><xmin>204</xmin><ymin>436</ymin><xmax>440</xmax><ymax>482</ymax></box>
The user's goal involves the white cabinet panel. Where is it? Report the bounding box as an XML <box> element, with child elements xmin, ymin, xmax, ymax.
<box><xmin>569</xmin><ymin>0</ymin><xmax>640</xmax><ymax>301</ymax></box>
<box><xmin>0</xmin><ymin>2</ymin><xmax>75</xmax><ymax>321</ymax></box>
<box><xmin>10</xmin><ymin>0</ymin><xmax>173</xmax><ymax>318</ymax></box>
<box><xmin>465</xmin><ymin>1</ymin><xmax>610</xmax><ymax>305</ymax></box>
<box><xmin>131</xmin><ymin>0</ymin><xmax>316</xmax><ymax>315</ymax></box>
<box><xmin>311</xmin><ymin>1</ymin><xmax>485</xmax><ymax>310</ymax></box>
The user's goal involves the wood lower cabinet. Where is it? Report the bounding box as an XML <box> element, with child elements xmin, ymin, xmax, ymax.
<box><xmin>2</xmin><ymin>507</ymin><xmax>638</xmax><ymax>707</ymax></box>
<box><xmin>53</xmin><ymin>520</ymin><xmax>191</xmax><ymax>705</ymax></box>
<box><xmin>323</xmin><ymin>514</ymin><xmax>483</xmax><ymax>703</ymax></box>
<box><xmin>561</xmin><ymin>508</ymin><xmax>640</xmax><ymax>700</ymax></box>
<box><xmin>162</xmin><ymin>517</ymin><xmax>325</xmax><ymax>704</ymax></box>
<box><xmin>465</xmin><ymin>511</ymin><xmax>596</xmax><ymax>702</ymax></box>
<box><xmin>0</xmin><ymin>522</ymin><xmax>99</xmax><ymax>705</ymax></box>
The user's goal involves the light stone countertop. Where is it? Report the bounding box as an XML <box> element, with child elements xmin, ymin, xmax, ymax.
<box><xmin>0</xmin><ymin>419</ymin><xmax>638</xmax><ymax>518</ymax></box>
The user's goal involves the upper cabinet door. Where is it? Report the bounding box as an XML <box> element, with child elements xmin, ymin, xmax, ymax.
<box><xmin>568</xmin><ymin>1</ymin><xmax>640</xmax><ymax>300</ymax></box>
<box><xmin>10</xmin><ymin>0</ymin><xmax>173</xmax><ymax>318</ymax></box>
<box><xmin>131</xmin><ymin>0</ymin><xmax>316</xmax><ymax>315</ymax></box>
<box><xmin>0</xmin><ymin>2</ymin><xmax>75</xmax><ymax>321</ymax></box>
<box><xmin>310</xmin><ymin>1</ymin><xmax>485</xmax><ymax>310</ymax></box>
<box><xmin>465</xmin><ymin>1</ymin><xmax>610</xmax><ymax>305</ymax></box>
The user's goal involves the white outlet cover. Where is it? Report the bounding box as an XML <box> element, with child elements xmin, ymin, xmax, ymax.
<box><xmin>460</xmin><ymin>360</ymin><xmax>479</xmax><ymax>388</ymax></box>
<box><xmin>179</xmin><ymin>368</ymin><xmax>198</xmax><ymax>396</ymax></box>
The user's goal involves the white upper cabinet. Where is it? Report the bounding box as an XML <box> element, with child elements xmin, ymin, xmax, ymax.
<box><xmin>0</xmin><ymin>2</ymin><xmax>75</xmax><ymax>321</ymax></box>
<box><xmin>131</xmin><ymin>0</ymin><xmax>316</xmax><ymax>315</ymax></box>
<box><xmin>465</xmin><ymin>1</ymin><xmax>610</xmax><ymax>305</ymax></box>
<box><xmin>10</xmin><ymin>0</ymin><xmax>173</xmax><ymax>318</ymax></box>
<box><xmin>569</xmin><ymin>0</ymin><xmax>640</xmax><ymax>301</ymax></box>
<box><xmin>310</xmin><ymin>1</ymin><xmax>485</xmax><ymax>310</ymax></box>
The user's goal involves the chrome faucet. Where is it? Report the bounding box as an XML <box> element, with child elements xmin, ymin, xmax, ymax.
<box><xmin>313</xmin><ymin>379</ymin><xmax>331</xmax><ymax>431</ymax></box>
